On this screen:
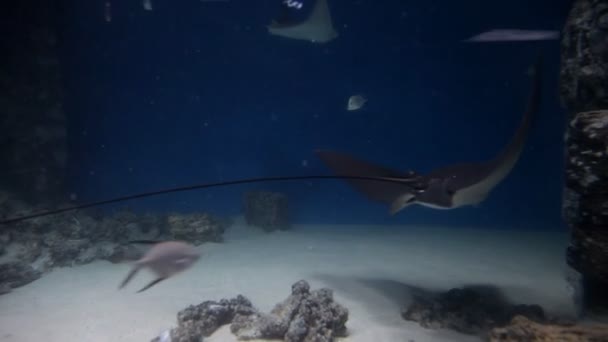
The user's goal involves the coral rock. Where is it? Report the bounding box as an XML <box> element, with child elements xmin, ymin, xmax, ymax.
<box><xmin>488</xmin><ymin>315</ymin><xmax>608</xmax><ymax>342</ymax></box>
<box><xmin>168</xmin><ymin>213</ymin><xmax>227</xmax><ymax>244</ymax></box>
<box><xmin>402</xmin><ymin>286</ymin><xmax>545</xmax><ymax>335</ymax></box>
<box><xmin>231</xmin><ymin>280</ymin><xmax>348</xmax><ymax>342</ymax></box>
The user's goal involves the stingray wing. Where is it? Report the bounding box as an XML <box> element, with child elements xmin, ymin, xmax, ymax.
<box><xmin>315</xmin><ymin>149</ymin><xmax>417</xmax><ymax>204</ymax></box>
<box><xmin>268</xmin><ymin>0</ymin><xmax>338</xmax><ymax>43</ymax></box>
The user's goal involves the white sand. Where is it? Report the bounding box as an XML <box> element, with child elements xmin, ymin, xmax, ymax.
<box><xmin>0</xmin><ymin>222</ymin><xmax>574</xmax><ymax>342</ymax></box>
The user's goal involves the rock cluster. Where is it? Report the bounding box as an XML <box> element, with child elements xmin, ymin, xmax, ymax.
<box><xmin>401</xmin><ymin>286</ymin><xmax>546</xmax><ymax>336</ymax></box>
<box><xmin>560</xmin><ymin>0</ymin><xmax>608</xmax><ymax>313</ymax></box>
<box><xmin>0</xmin><ymin>193</ymin><xmax>228</xmax><ymax>295</ymax></box>
<box><xmin>152</xmin><ymin>296</ymin><xmax>256</xmax><ymax>342</ymax></box>
<box><xmin>168</xmin><ymin>213</ymin><xmax>227</xmax><ymax>244</ymax></box>
<box><xmin>488</xmin><ymin>315</ymin><xmax>608</xmax><ymax>342</ymax></box>
<box><xmin>243</xmin><ymin>191</ymin><xmax>290</xmax><ymax>232</ymax></box>
<box><xmin>153</xmin><ymin>280</ymin><xmax>349</xmax><ymax>342</ymax></box>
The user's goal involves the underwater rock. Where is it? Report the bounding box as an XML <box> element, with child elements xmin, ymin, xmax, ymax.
<box><xmin>0</xmin><ymin>261</ymin><xmax>42</xmax><ymax>295</ymax></box>
<box><xmin>151</xmin><ymin>295</ymin><xmax>256</xmax><ymax>341</ymax></box>
<box><xmin>231</xmin><ymin>280</ymin><xmax>349</xmax><ymax>341</ymax></box>
<box><xmin>151</xmin><ymin>280</ymin><xmax>348</xmax><ymax>342</ymax></box>
<box><xmin>168</xmin><ymin>213</ymin><xmax>227</xmax><ymax>244</ymax></box>
<box><xmin>243</xmin><ymin>191</ymin><xmax>290</xmax><ymax>232</ymax></box>
<box><xmin>563</xmin><ymin>110</ymin><xmax>608</xmax><ymax>313</ymax></box>
<box><xmin>0</xmin><ymin>194</ymin><xmax>229</xmax><ymax>291</ymax></box>
<box><xmin>401</xmin><ymin>286</ymin><xmax>546</xmax><ymax>336</ymax></box>
<box><xmin>560</xmin><ymin>0</ymin><xmax>608</xmax><ymax>314</ymax></box>
<box><xmin>488</xmin><ymin>315</ymin><xmax>608</xmax><ymax>341</ymax></box>
<box><xmin>102</xmin><ymin>243</ymin><xmax>144</xmax><ymax>264</ymax></box>
<box><xmin>560</xmin><ymin>0</ymin><xmax>608</xmax><ymax>112</ymax></box>
<box><xmin>0</xmin><ymin>199</ymin><xmax>179</xmax><ymax>291</ymax></box>
<box><xmin>99</xmin><ymin>210</ymin><xmax>167</xmax><ymax>243</ymax></box>
<box><xmin>6</xmin><ymin>234</ymin><xmax>43</xmax><ymax>264</ymax></box>
<box><xmin>46</xmin><ymin>236</ymin><xmax>91</xmax><ymax>267</ymax></box>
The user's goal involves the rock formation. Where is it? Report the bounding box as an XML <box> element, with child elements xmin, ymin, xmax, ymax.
<box><xmin>243</xmin><ymin>191</ymin><xmax>290</xmax><ymax>232</ymax></box>
<box><xmin>152</xmin><ymin>280</ymin><xmax>349</xmax><ymax>342</ymax></box>
<box><xmin>488</xmin><ymin>315</ymin><xmax>608</xmax><ymax>341</ymax></box>
<box><xmin>0</xmin><ymin>195</ymin><xmax>228</xmax><ymax>295</ymax></box>
<box><xmin>401</xmin><ymin>286</ymin><xmax>546</xmax><ymax>336</ymax></box>
<box><xmin>560</xmin><ymin>0</ymin><xmax>608</xmax><ymax>313</ymax></box>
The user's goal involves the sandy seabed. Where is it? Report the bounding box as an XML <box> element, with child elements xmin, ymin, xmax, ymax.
<box><xmin>0</xmin><ymin>221</ymin><xmax>575</xmax><ymax>342</ymax></box>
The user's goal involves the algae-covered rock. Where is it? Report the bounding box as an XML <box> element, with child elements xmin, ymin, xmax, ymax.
<box><xmin>168</xmin><ymin>213</ymin><xmax>227</xmax><ymax>244</ymax></box>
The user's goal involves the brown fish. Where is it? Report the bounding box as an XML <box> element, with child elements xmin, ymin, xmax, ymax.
<box><xmin>118</xmin><ymin>241</ymin><xmax>200</xmax><ymax>293</ymax></box>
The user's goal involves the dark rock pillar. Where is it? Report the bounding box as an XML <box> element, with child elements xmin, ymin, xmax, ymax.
<box><xmin>560</xmin><ymin>0</ymin><xmax>608</xmax><ymax>314</ymax></box>
<box><xmin>0</xmin><ymin>0</ymin><xmax>67</xmax><ymax>203</ymax></box>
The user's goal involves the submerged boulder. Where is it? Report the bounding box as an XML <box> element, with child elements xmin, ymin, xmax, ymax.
<box><xmin>560</xmin><ymin>0</ymin><xmax>608</xmax><ymax>314</ymax></box>
<box><xmin>151</xmin><ymin>295</ymin><xmax>256</xmax><ymax>341</ymax></box>
<box><xmin>401</xmin><ymin>286</ymin><xmax>546</xmax><ymax>336</ymax></box>
<box><xmin>0</xmin><ymin>261</ymin><xmax>42</xmax><ymax>295</ymax></box>
<box><xmin>231</xmin><ymin>280</ymin><xmax>348</xmax><ymax>342</ymax></box>
<box><xmin>168</xmin><ymin>213</ymin><xmax>227</xmax><ymax>244</ymax></box>
<box><xmin>152</xmin><ymin>280</ymin><xmax>349</xmax><ymax>342</ymax></box>
<box><xmin>488</xmin><ymin>315</ymin><xmax>608</xmax><ymax>341</ymax></box>
<box><xmin>243</xmin><ymin>191</ymin><xmax>290</xmax><ymax>232</ymax></box>
<box><xmin>0</xmin><ymin>196</ymin><xmax>229</xmax><ymax>294</ymax></box>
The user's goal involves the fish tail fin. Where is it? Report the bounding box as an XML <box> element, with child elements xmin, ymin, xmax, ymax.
<box><xmin>118</xmin><ymin>263</ymin><xmax>143</xmax><ymax>290</ymax></box>
<box><xmin>389</xmin><ymin>193</ymin><xmax>417</xmax><ymax>215</ymax></box>
<box><xmin>136</xmin><ymin>277</ymin><xmax>168</xmax><ymax>293</ymax></box>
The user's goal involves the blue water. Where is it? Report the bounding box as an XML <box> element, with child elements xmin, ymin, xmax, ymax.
<box><xmin>58</xmin><ymin>0</ymin><xmax>572</xmax><ymax>228</ymax></box>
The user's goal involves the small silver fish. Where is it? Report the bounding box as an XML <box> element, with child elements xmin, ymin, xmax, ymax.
<box><xmin>347</xmin><ymin>94</ymin><xmax>367</xmax><ymax>111</ymax></box>
<box><xmin>104</xmin><ymin>1</ymin><xmax>112</xmax><ymax>22</ymax></box>
<box><xmin>464</xmin><ymin>29</ymin><xmax>560</xmax><ymax>42</ymax></box>
<box><xmin>118</xmin><ymin>241</ymin><xmax>200</xmax><ymax>293</ymax></box>
<box><xmin>143</xmin><ymin>0</ymin><xmax>153</xmax><ymax>11</ymax></box>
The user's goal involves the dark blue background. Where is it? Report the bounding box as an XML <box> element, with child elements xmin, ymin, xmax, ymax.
<box><xmin>58</xmin><ymin>0</ymin><xmax>573</xmax><ymax>229</ymax></box>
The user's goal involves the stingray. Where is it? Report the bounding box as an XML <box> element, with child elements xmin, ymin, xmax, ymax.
<box><xmin>0</xmin><ymin>58</ymin><xmax>539</xmax><ymax>225</ymax></box>
<box><xmin>316</xmin><ymin>57</ymin><xmax>543</xmax><ymax>214</ymax></box>
<box><xmin>268</xmin><ymin>0</ymin><xmax>338</xmax><ymax>43</ymax></box>
<box><xmin>119</xmin><ymin>240</ymin><xmax>200</xmax><ymax>293</ymax></box>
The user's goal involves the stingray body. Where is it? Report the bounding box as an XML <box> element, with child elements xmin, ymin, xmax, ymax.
<box><xmin>268</xmin><ymin>0</ymin><xmax>338</xmax><ymax>43</ymax></box>
<box><xmin>119</xmin><ymin>241</ymin><xmax>200</xmax><ymax>293</ymax></box>
<box><xmin>316</xmin><ymin>57</ymin><xmax>542</xmax><ymax>214</ymax></box>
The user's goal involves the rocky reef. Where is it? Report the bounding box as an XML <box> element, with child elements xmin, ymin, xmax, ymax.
<box><xmin>168</xmin><ymin>213</ymin><xmax>227</xmax><ymax>244</ymax></box>
<box><xmin>0</xmin><ymin>192</ymin><xmax>228</xmax><ymax>295</ymax></box>
<box><xmin>402</xmin><ymin>285</ymin><xmax>608</xmax><ymax>341</ymax></box>
<box><xmin>401</xmin><ymin>286</ymin><xmax>547</xmax><ymax>337</ymax></box>
<box><xmin>488</xmin><ymin>315</ymin><xmax>608</xmax><ymax>342</ymax></box>
<box><xmin>560</xmin><ymin>0</ymin><xmax>608</xmax><ymax>313</ymax></box>
<box><xmin>243</xmin><ymin>191</ymin><xmax>290</xmax><ymax>232</ymax></box>
<box><xmin>152</xmin><ymin>280</ymin><xmax>349</xmax><ymax>342</ymax></box>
